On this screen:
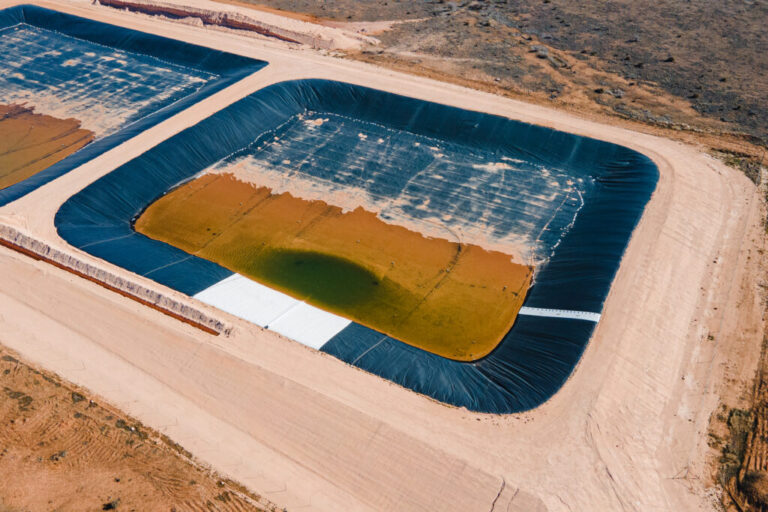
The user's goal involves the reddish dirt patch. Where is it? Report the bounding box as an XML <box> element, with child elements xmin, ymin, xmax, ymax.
<box><xmin>0</xmin><ymin>345</ymin><xmax>271</xmax><ymax>512</ymax></box>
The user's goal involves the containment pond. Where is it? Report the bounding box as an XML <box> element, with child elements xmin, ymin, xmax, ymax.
<box><xmin>136</xmin><ymin>173</ymin><xmax>533</xmax><ymax>360</ymax></box>
<box><xmin>56</xmin><ymin>79</ymin><xmax>658</xmax><ymax>413</ymax></box>
<box><xmin>0</xmin><ymin>4</ymin><xmax>265</xmax><ymax>205</ymax></box>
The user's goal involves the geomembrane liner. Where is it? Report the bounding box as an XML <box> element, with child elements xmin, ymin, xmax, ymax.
<box><xmin>135</xmin><ymin>172</ymin><xmax>534</xmax><ymax>360</ymax></box>
<box><xmin>212</xmin><ymin>111</ymin><xmax>590</xmax><ymax>264</ymax></box>
<box><xmin>0</xmin><ymin>4</ymin><xmax>265</xmax><ymax>205</ymax></box>
<box><xmin>55</xmin><ymin>79</ymin><xmax>658</xmax><ymax>413</ymax></box>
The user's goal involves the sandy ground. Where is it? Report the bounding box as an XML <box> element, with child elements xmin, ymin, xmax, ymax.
<box><xmin>0</xmin><ymin>345</ymin><xmax>272</xmax><ymax>511</ymax></box>
<box><xmin>0</xmin><ymin>0</ymin><xmax>765</xmax><ymax>510</ymax></box>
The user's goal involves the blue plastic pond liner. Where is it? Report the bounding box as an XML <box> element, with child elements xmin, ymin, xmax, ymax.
<box><xmin>212</xmin><ymin>110</ymin><xmax>593</xmax><ymax>263</ymax></box>
<box><xmin>0</xmin><ymin>4</ymin><xmax>266</xmax><ymax>206</ymax></box>
<box><xmin>56</xmin><ymin>79</ymin><xmax>658</xmax><ymax>414</ymax></box>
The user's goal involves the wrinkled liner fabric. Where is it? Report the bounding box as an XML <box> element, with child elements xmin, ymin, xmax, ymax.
<box><xmin>0</xmin><ymin>4</ymin><xmax>266</xmax><ymax>206</ymax></box>
<box><xmin>55</xmin><ymin>79</ymin><xmax>658</xmax><ymax>413</ymax></box>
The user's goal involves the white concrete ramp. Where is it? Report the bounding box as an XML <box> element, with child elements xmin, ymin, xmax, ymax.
<box><xmin>518</xmin><ymin>306</ymin><xmax>601</xmax><ymax>322</ymax></box>
<box><xmin>194</xmin><ymin>273</ymin><xmax>351</xmax><ymax>349</ymax></box>
<box><xmin>195</xmin><ymin>274</ymin><xmax>603</xmax><ymax>351</ymax></box>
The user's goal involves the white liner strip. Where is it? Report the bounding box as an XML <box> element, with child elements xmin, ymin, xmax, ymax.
<box><xmin>193</xmin><ymin>273</ymin><xmax>351</xmax><ymax>349</ymax></box>
<box><xmin>518</xmin><ymin>307</ymin><xmax>601</xmax><ymax>323</ymax></box>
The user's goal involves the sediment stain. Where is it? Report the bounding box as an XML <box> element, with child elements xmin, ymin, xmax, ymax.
<box><xmin>136</xmin><ymin>173</ymin><xmax>532</xmax><ymax>360</ymax></box>
<box><xmin>0</xmin><ymin>104</ymin><xmax>93</xmax><ymax>190</ymax></box>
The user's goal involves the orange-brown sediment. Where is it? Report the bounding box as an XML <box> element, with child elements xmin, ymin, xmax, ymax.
<box><xmin>136</xmin><ymin>173</ymin><xmax>532</xmax><ymax>360</ymax></box>
<box><xmin>0</xmin><ymin>104</ymin><xmax>94</xmax><ymax>191</ymax></box>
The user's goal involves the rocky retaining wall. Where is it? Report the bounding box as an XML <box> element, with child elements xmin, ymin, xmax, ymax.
<box><xmin>0</xmin><ymin>224</ymin><xmax>227</xmax><ymax>335</ymax></box>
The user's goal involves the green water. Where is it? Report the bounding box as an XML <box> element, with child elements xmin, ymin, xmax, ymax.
<box><xmin>250</xmin><ymin>248</ymin><xmax>385</xmax><ymax>309</ymax></box>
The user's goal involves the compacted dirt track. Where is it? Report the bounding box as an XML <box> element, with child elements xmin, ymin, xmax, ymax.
<box><xmin>0</xmin><ymin>1</ymin><xmax>765</xmax><ymax>510</ymax></box>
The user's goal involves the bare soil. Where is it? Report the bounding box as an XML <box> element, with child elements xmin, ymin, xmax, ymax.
<box><xmin>0</xmin><ymin>344</ymin><xmax>272</xmax><ymax>512</ymax></box>
<box><xmin>232</xmin><ymin>0</ymin><xmax>767</xmax><ymax>159</ymax></box>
